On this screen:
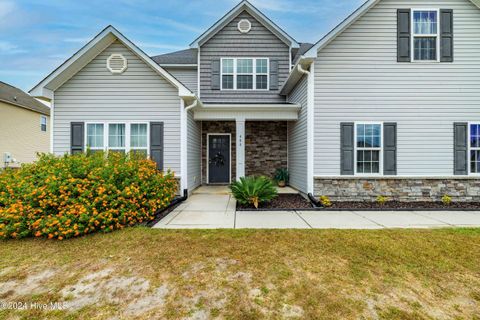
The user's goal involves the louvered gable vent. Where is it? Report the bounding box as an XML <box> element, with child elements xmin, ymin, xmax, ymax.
<box><xmin>237</xmin><ymin>19</ymin><xmax>251</xmax><ymax>33</ymax></box>
<box><xmin>107</xmin><ymin>54</ymin><xmax>127</xmax><ymax>74</ymax></box>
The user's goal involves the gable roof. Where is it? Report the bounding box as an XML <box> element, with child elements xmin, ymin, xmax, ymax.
<box><xmin>0</xmin><ymin>81</ymin><xmax>50</xmax><ymax>116</ymax></box>
<box><xmin>151</xmin><ymin>48</ymin><xmax>198</xmax><ymax>66</ymax></box>
<box><xmin>304</xmin><ymin>0</ymin><xmax>480</xmax><ymax>58</ymax></box>
<box><xmin>190</xmin><ymin>0</ymin><xmax>299</xmax><ymax>48</ymax></box>
<box><xmin>30</xmin><ymin>25</ymin><xmax>194</xmax><ymax>100</ymax></box>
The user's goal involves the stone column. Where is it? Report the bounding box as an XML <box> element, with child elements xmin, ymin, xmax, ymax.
<box><xmin>236</xmin><ymin>119</ymin><xmax>245</xmax><ymax>180</ymax></box>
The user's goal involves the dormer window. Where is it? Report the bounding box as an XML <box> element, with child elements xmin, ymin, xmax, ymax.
<box><xmin>221</xmin><ymin>58</ymin><xmax>269</xmax><ymax>90</ymax></box>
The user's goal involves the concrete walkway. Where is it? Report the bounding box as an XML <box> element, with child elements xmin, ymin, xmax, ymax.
<box><xmin>153</xmin><ymin>187</ymin><xmax>480</xmax><ymax>229</ymax></box>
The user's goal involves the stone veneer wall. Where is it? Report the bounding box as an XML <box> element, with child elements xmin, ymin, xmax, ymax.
<box><xmin>201</xmin><ymin>121</ymin><xmax>236</xmax><ymax>184</ymax></box>
<box><xmin>314</xmin><ymin>178</ymin><xmax>480</xmax><ymax>202</ymax></box>
<box><xmin>245</xmin><ymin>121</ymin><xmax>287</xmax><ymax>178</ymax></box>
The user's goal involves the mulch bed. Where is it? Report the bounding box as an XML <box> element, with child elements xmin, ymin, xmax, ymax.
<box><xmin>236</xmin><ymin>194</ymin><xmax>313</xmax><ymax>210</ymax></box>
<box><xmin>322</xmin><ymin>201</ymin><xmax>480</xmax><ymax>210</ymax></box>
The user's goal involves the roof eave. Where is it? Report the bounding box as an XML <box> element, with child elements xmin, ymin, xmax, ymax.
<box><xmin>279</xmin><ymin>56</ymin><xmax>315</xmax><ymax>95</ymax></box>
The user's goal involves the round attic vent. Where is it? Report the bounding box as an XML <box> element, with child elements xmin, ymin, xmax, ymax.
<box><xmin>237</xmin><ymin>19</ymin><xmax>251</xmax><ymax>33</ymax></box>
<box><xmin>107</xmin><ymin>54</ymin><xmax>127</xmax><ymax>74</ymax></box>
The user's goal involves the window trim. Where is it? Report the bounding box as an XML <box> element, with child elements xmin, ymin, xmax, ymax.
<box><xmin>411</xmin><ymin>8</ymin><xmax>440</xmax><ymax>63</ymax></box>
<box><xmin>353</xmin><ymin>122</ymin><xmax>384</xmax><ymax>176</ymax></box>
<box><xmin>220</xmin><ymin>57</ymin><xmax>269</xmax><ymax>91</ymax></box>
<box><xmin>84</xmin><ymin>121</ymin><xmax>150</xmax><ymax>154</ymax></box>
<box><xmin>468</xmin><ymin>122</ymin><xmax>480</xmax><ymax>176</ymax></box>
<box><xmin>40</xmin><ymin>115</ymin><xmax>47</xmax><ymax>132</ymax></box>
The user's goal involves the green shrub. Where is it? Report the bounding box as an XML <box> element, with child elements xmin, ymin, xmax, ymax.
<box><xmin>230</xmin><ymin>176</ymin><xmax>278</xmax><ymax>208</ymax></box>
<box><xmin>319</xmin><ymin>195</ymin><xmax>332</xmax><ymax>207</ymax></box>
<box><xmin>441</xmin><ymin>194</ymin><xmax>453</xmax><ymax>205</ymax></box>
<box><xmin>0</xmin><ymin>152</ymin><xmax>177</xmax><ymax>240</ymax></box>
<box><xmin>376</xmin><ymin>195</ymin><xmax>389</xmax><ymax>205</ymax></box>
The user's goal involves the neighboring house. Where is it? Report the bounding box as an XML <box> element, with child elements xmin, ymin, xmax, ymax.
<box><xmin>0</xmin><ymin>82</ymin><xmax>50</xmax><ymax>168</ymax></box>
<box><xmin>30</xmin><ymin>0</ymin><xmax>480</xmax><ymax>201</ymax></box>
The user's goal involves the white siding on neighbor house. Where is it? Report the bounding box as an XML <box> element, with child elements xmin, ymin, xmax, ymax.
<box><xmin>313</xmin><ymin>0</ymin><xmax>480</xmax><ymax>177</ymax></box>
<box><xmin>287</xmin><ymin>75</ymin><xmax>308</xmax><ymax>193</ymax></box>
<box><xmin>187</xmin><ymin>110</ymin><xmax>201</xmax><ymax>190</ymax></box>
<box><xmin>54</xmin><ymin>40</ymin><xmax>182</xmax><ymax>175</ymax></box>
<box><xmin>165</xmin><ymin>67</ymin><xmax>198</xmax><ymax>95</ymax></box>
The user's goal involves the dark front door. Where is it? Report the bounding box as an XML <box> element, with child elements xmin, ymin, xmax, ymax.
<box><xmin>208</xmin><ymin>135</ymin><xmax>230</xmax><ymax>184</ymax></box>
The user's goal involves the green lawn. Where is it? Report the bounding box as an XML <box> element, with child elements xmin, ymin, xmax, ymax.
<box><xmin>1</xmin><ymin>228</ymin><xmax>480</xmax><ymax>319</ymax></box>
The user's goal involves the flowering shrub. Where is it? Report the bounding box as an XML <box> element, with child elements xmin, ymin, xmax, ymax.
<box><xmin>0</xmin><ymin>152</ymin><xmax>177</xmax><ymax>240</ymax></box>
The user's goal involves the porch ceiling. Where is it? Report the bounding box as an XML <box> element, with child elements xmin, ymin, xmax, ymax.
<box><xmin>193</xmin><ymin>103</ymin><xmax>301</xmax><ymax>121</ymax></box>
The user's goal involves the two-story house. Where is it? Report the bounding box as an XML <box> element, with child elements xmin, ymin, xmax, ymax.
<box><xmin>30</xmin><ymin>0</ymin><xmax>480</xmax><ymax>201</ymax></box>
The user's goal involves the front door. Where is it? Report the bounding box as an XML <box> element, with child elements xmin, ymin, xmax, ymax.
<box><xmin>208</xmin><ymin>134</ymin><xmax>230</xmax><ymax>184</ymax></box>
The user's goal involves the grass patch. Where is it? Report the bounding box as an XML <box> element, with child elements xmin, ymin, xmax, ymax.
<box><xmin>0</xmin><ymin>228</ymin><xmax>480</xmax><ymax>319</ymax></box>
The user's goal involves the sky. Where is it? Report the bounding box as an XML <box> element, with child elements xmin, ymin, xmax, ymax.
<box><xmin>0</xmin><ymin>0</ymin><xmax>364</xmax><ymax>92</ymax></box>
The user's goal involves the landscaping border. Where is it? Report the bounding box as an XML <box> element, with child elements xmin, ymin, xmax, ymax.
<box><xmin>307</xmin><ymin>193</ymin><xmax>480</xmax><ymax>212</ymax></box>
<box><xmin>146</xmin><ymin>189</ymin><xmax>188</xmax><ymax>227</ymax></box>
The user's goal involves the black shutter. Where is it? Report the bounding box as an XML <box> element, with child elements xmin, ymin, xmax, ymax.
<box><xmin>71</xmin><ymin>122</ymin><xmax>84</xmax><ymax>154</ymax></box>
<box><xmin>340</xmin><ymin>123</ymin><xmax>355</xmax><ymax>175</ymax></box>
<box><xmin>211</xmin><ymin>59</ymin><xmax>220</xmax><ymax>90</ymax></box>
<box><xmin>440</xmin><ymin>9</ymin><xmax>454</xmax><ymax>62</ymax></box>
<box><xmin>150</xmin><ymin>122</ymin><xmax>164</xmax><ymax>170</ymax></box>
<box><xmin>269</xmin><ymin>60</ymin><xmax>279</xmax><ymax>90</ymax></box>
<box><xmin>383</xmin><ymin>123</ymin><xmax>397</xmax><ymax>175</ymax></box>
<box><xmin>454</xmin><ymin>122</ymin><xmax>468</xmax><ymax>175</ymax></box>
<box><xmin>397</xmin><ymin>9</ymin><xmax>411</xmax><ymax>62</ymax></box>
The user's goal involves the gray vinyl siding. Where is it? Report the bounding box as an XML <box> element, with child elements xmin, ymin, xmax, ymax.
<box><xmin>54</xmin><ymin>40</ymin><xmax>182</xmax><ymax>175</ymax></box>
<box><xmin>187</xmin><ymin>110</ymin><xmax>201</xmax><ymax>190</ymax></box>
<box><xmin>287</xmin><ymin>75</ymin><xmax>308</xmax><ymax>193</ymax></box>
<box><xmin>199</xmin><ymin>11</ymin><xmax>289</xmax><ymax>103</ymax></box>
<box><xmin>313</xmin><ymin>0</ymin><xmax>480</xmax><ymax>177</ymax></box>
<box><xmin>164</xmin><ymin>67</ymin><xmax>198</xmax><ymax>94</ymax></box>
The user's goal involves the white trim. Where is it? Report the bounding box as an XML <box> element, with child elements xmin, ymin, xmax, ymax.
<box><xmin>313</xmin><ymin>175</ymin><xmax>480</xmax><ymax>179</ymax></box>
<box><xmin>180</xmin><ymin>99</ymin><xmax>188</xmax><ymax>191</ymax></box>
<box><xmin>189</xmin><ymin>0</ymin><xmax>299</xmax><ymax>48</ymax></box>
<box><xmin>353</xmin><ymin>122</ymin><xmax>384</xmax><ymax>177</ymax></box>
<box><xmin>84</xmin><ymin>121</ymin><xmax>150</xmax><ymax>154</ymax></box>
<box><xmin>411</xmin><ymin>8</ymin><xmax>440</xmax><ymax>63</ymax></box>
<box><xmin>50</xmin><ymin>92</ymin><xmax>54</xmax><ymax>153</ymax></box>
<box><xmin>220</xmin><ymin>57</ymin><xmax>269</xmax><ymax>91</ymax></box>
<box><xmin>307</xmin><ymin>63</ymin><xmax>315</xmax><ymax>194</ymax></box>
<box><xmin>236</xmin><ymin>119</ymin><xmax>246</xmax><ymax>180</ymax></box>
<box><xmin>30</xmin><ymin>25</ymin><xmax>194</xmax><ymax>99</ymax></box>
<box><xmin>197</xmin><ymin>47</ymin><xmax>201</xmax><ymax>97</ymax></box>
<box><xmin>467</xmin><ymin>122</ymin><xmax>480</xmax><ymax>176</ymax></box>
<box><xmin>206</xmin><ymin>133</ymin><xmax>232</xmax><ymax>184</ymax></box>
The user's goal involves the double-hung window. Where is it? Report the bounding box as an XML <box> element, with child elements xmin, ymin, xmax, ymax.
<box><xmin>355</xmin><ymin>123</ymin><xmax>382</xmax><ymax>174</ymax></box>
<box><xmin>87</xmin><ymin>123</ymin><xmax>105</xmax><ymax>152</ymax></box>
<box><xmin>86</xmin><ymin>122</ymin><xmax>148</xmax><ymax>155</ymax></box>
<box><xmin>221</xmin><ymin>58</ymin><xmax>269</xmax><ymax>90</ymax></box>
<box><xmin>469</xmin><ymin>124</ymin><xmax>480</xmax><ymax>174</ymax></box>
<box><xmin>412</xmin><ymin>9</ymin><xmax>439</xmax><ymax>61</ymax></box>
<box><xmin>40</xmin><ymin>116</ymin><xmax>47</xmax><ymax>132</ymax></box>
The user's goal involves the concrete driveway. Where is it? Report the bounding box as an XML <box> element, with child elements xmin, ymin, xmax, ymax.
<box><xmin>153</xmin><ymin>186</ymin><xmax>480</xmax><ymax>229</ymax></box>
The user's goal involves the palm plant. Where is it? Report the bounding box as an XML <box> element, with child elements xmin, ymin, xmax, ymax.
<box><xmin>230</xmin><ymin>176</ymin><xmax>278</xmax><ymax>208</ymax></box>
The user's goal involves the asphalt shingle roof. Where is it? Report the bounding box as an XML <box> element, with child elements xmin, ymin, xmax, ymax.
<box><xmin>0</xmin><ymin>82</ymin><xmax>50</xmax><ymax>116</ymax></box>
<box><xmin>292</xmin><ymin>43</ymin><xmax>314</xmax><ymax>64</ymax></box>
<box><xmin>151</xmin><ymin>48</ymin><xmax>198</xmax><ymax>65</ymax></box>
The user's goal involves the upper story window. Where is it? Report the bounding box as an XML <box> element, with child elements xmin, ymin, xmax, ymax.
<box><xmin>355</xmin><ymin>123</ymin><xmax>382</xmax><ymax>174</ymax></box>
<box><xmin>40</xmin><ymin>116</ymin><xmax>47</xmax><ymax>132</ymax></box>
<box><xmin>221</xmin><ymin>58</ymin><xmax>269</xmax><ymax>90</ymax></box>
<box><xmin>412</xmin><ymin>9</ymin><xmax>439</xmax><ymax>61</ymax></box>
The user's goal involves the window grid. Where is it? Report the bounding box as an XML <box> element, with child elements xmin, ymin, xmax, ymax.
<box><xmin>40</xmin><ymin>116</ymin><xmax>47</xmax><ymax>132</ymax></box>
<box><xmin>85</xmin><ymin>122</ymin><xmax>149</xmax><ymax>155</ymax></box>
<box><xmin>355</xmin><ymin>123</ymin><xmax>382</xmax><ymax>175</ymax></box>
<box><xmin>220</xmin><ymin>58</ymin><xmax>269</xmax><ymax>90</ymax></box>
<box><xmin>470</xmin><ymin>124</ymin><xmax>480</xmax><ymax>174</ymax></box>
<box><xmin>412</xmin><ymin>9</ymin><xmax>439</xmax><ymax>62</ymax></box>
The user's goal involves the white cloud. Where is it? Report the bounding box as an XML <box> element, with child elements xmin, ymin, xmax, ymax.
<box><xmin>0</xmin><ymin>1</ymin><xmax>15</xmax><ymax>19</ymax></box>
<box><xmin>154</xmin><ymin>17</ymin><xmax>203</xmax><ymax>33</ymax></box>
<box><xmin>0</xmin><ymin>41</ymin><xmax>27</xmax><ymax>54</ymax></box>
<box><xmin>63</xmin><ymin>37</ymin><xmax>91</xmax><ymax>44</ymax></box>
<box><xmin>137</xmin><ymin>42</ymin><xmax>186</xmax><ymax>51</ymax></box>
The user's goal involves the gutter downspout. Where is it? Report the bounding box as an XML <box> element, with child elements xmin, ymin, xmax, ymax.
<box><xmin>185</xmin><ymin>99</ymin><xmax>198</xmax><ymax>112</ymax></box>
<box><xmin>297</xmin><ymin>63</ymin><xmax>310</xmax><ymax>75</ymax></box>
<box><xmin>180</xmin><ymin>97</ymin><xmax>199</xmax><ymax>197</ymax></box>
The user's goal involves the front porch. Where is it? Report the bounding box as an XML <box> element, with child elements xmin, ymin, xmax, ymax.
<box><xmin>201</xmin><ymin>120</ymin><xmax>288</xmax><ymax>184</ymax></box>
